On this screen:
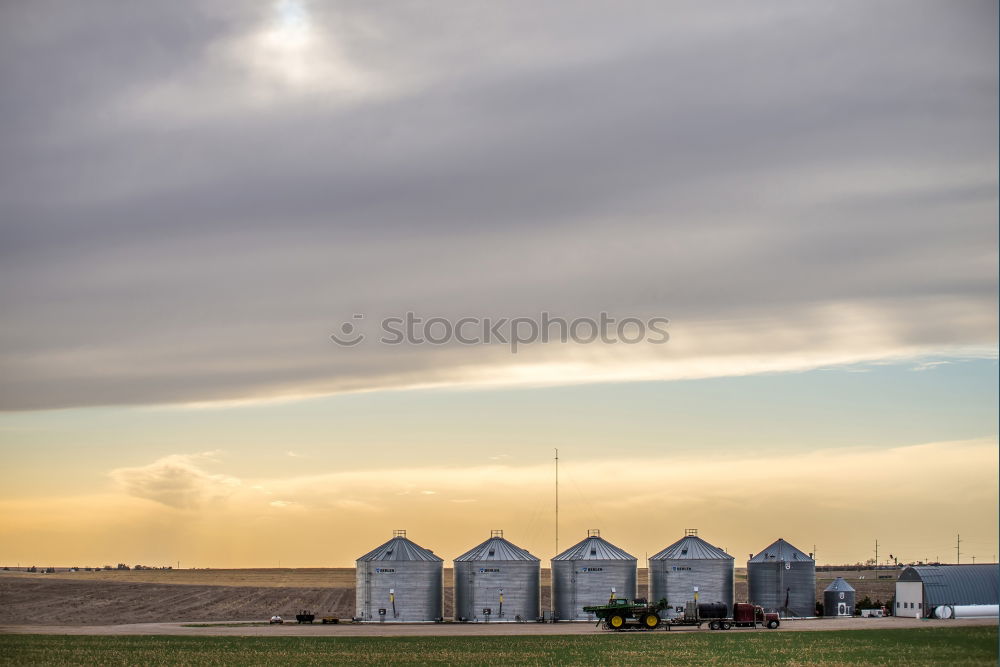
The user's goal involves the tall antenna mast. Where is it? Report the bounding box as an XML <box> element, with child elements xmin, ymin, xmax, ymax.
<box><xmin>956</xmin><ymin>534</ymin><xmax>961</xmax><ymax>564</ymax></box>
<box><xmin>554</xmin><ymin>448</ymin><xmax>559</xmax><ymax>555</ymax></box>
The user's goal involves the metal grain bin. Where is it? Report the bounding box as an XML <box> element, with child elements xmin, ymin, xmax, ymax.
<box><xmin>649</xmin><ymin>529</ymin><xmax>734</xmax><ymax>618</ymax></box>
<box><xmin>823</xmin><ymin>577</ymin><xmax>855</xmax><ymax>617</ymax></box>
<box><xmin>551</xmin><ymin>529</ymin><xmax>637</xmax><ymax>621</ymax></box>
<box><xmin>355</xmin><ymin>530</ymin><xmax>443</xmax><ymax>622</ymax></box>
<box><xmin>454</xmin><ymin>530</ymin><xmax>540</xmax><ymax>622</ymax></box>
<box><xmin>747</xmin><ymin>538</ymin><xmax>816</xmax><ymax>618</ymax></box>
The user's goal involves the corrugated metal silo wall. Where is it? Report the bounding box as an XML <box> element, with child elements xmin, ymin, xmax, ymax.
<box><xmin>355</xmin><ymin>560</ymin><xmax>443</xmax><ymax>622</ymax></box>
<box><xmin>747</xmin><ymin>561</ymin><xmax>816</xmax><ymax>618</ymax></box>
<box><xmin>552</xmin><ymin>560</ymin><xmax>637</xmax><ymax>620</ymax></box>
<box><xmin>454</xmin><ymin>561</ymin><xmax>540</xmax><ymax>622</ymax></box>
<box><xmin>649</xmin><ymin>559</ymin><xmax>734</xmax><ymax>618</ymax></box>
<box><xmin>823</xmin><ymin>590</ymin><xmax>856</xmax><ymax>616</ymax></box>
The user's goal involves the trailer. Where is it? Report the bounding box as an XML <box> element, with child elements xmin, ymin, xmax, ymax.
<box><xmin>704</xmin><ymin>603</ymin><xmax>780</xmax><ymax>630</ymax></box>
<box><xmin>583</xmin><ymin>599</ymin><xmax>780</xmax><ymax>631</ymax></box>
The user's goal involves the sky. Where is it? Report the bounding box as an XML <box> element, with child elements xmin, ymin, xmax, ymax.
<box><xmin>0</xmin><ymin>1</ymin><xmax>997</xmax><ymax>568</ymax></box>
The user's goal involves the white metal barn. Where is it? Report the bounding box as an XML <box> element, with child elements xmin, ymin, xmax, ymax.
<box><xmin>894</xmin><ymin>564</ymin><xmax>999</xmax><ymax>618</ymax></box>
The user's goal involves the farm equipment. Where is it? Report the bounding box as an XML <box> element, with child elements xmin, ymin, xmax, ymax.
<box><xmin>583</xmin><ymin>598</ymin><xmax>667</xmax><ymax>630</ymax></box>
<box><xmin>295</xmin><ymin>611</ymin><xmax>315</xmax><ymax>623</ymax></box>
<box><xmin>584</xmin><ymin>599</ymin><xmax>781</xmax><ymax>631</ymax></box>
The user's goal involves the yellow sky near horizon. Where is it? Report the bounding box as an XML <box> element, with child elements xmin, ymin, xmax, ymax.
<box><xmin>2</xmin><ymin>436</ymin><xmax>995</xmax><ymax>569</ymax></box>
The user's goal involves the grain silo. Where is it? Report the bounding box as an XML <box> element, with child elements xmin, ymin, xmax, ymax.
<box><xmin>747</xmin><ymin>538</ymin><xmax>816</xmax><ymax>618</ymax></box>
<box><xmin>552</xmin><ymin>529</ymin><xmax>637</xmax><ymax>621</ymax></box>
<box><xmin>823</xmin><ymin>577</ymin><xmax>856</xmax><ymax>617</ymax></box>
<box><xmin>649</xmin><ymin>529</ymin><xmax>734</xmax><ymax>618</ymax></box>
<box><xmin>355</xmin><ymin>530</ymin><xmax>443</xmax><ymax>622</ymax></box>
<box><xmin>454</xmin><ymin>530</ymin><xmax>540</xmax><ymax>622</ymax></box>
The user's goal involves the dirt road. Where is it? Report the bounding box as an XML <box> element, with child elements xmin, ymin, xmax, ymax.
<box><xmin>1</xmin><ymin>617</ymin><xmax>995</xmax><ymax>637</ymax></box>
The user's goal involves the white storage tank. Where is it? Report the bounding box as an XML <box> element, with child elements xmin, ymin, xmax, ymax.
<box><xmin>951</xmin><ymin>604</ymin><xmax>999</xmax><ymax>618</ymax></box>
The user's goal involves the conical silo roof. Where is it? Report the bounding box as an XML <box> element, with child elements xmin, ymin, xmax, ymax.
<box><xmin>552</xmin><ymin>530</ymin><xmax>635</xmax><ymax>561</ymax></box>
<box><xmin>748</xmin><ymin>538</ymin><xmax>813</xmax><ymax>563</ymax></box>
<box><xmin>824</xmin><ymin>577</ymin><xmax>855</xmax><ymax>593</ymax></box>
<box><xmin>357</xmin><ymin>531</ymin><xmax>443</xmax><ymax>562</ymax></box>
<box><xmin>455</xmin><ymin>531</ymin><xmax>540</xmax><ymax>562</ymax></box>
<box><xmin>650</xmin><ymin>534</ymin><xmax>733</xmax><ymax>561</ymax></box>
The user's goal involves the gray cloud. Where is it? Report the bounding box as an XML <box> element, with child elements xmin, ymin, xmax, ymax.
<box><xmin>1</xmin><ymin>1</ymin><xmax>996</xmax><ymax>410</ymax></box>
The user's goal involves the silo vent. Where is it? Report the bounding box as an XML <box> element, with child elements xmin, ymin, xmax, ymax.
<box><xmin>587</xmin><ymin>529</ymin><xmax>601</xmax><ymax>537</ymax></box>
<box><xmin>684</xmin><ymin>528</ymin><xmax>698</xmax><ymax>536</ymax></box>
<box><xmin>491</xmin><ymin>530</ymin><xmax>504</xmax><ymax>538</ymax></box>
<box><xmin>488</xmin><ymin>549</ymin><xmax>495</xmax><ymax>556</ymax></box>
<box><xmin>393</xmin><ymin>529</ymin><xmax>407</xmax><ymax>538</ymax></box>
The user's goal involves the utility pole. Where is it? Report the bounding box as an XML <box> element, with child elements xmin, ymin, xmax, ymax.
<box><xmin>813</xmin><ymin>544</ymin><xmax>817</xmax><ymax>565</ymax></box>
<box><xmin>874</xmin><ymin>539</ymin><xmax>878</xmax><ymax>574</ymax></box>
<box><xmin>956</xmin><ymin>534</ymin><xmax>961</xmax><ymax>564</ymax></box>
<box><xmin>554</xmin><ymin>448</ymin><xmax>559</xmax><ymax>556</ymax></box>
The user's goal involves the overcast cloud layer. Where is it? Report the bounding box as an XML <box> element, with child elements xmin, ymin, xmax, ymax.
<box><xmin>1</xmin><ymin>1</ymin><xmax>996</xmax><ymax>410</ymax></box>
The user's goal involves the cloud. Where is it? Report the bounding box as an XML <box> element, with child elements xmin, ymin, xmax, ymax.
<box><xmin>911</xmin><ymin>360</ymin><xmax>951</xmax><ymax>371</ymax></box>
<box><xmin>333</xmin><ymin>499</ymin><xmax>379</xmax><ymax>512</ymax></box>
<box><xmin>0</xmin><ymin>1</ymin><xmax>995</xmax><ymax>410</ymax></box>
<box><xmin>109</xmin><ymin>451</ymin><xmax>240</xmax><ymax>509</ymax></box>
<box><xmin>203</xmin><ymin>435</ymin><xmax>999</xmax><ymax>526</ymax></box>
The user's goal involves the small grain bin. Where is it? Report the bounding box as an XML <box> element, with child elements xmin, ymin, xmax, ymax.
<box><xmin>649</xmin><ymin>529</ymin><xmax>734</xmax><ymax>618</ymax></box>
<box><xmin>355</xmin><ymin>530</ymin><xmax>443</xmax><ymax>622</ymax></box>
<box><xmin>551</xmin><ymin>529</ymin><xmax>637</xmax><ymax>621</ymax></box>
<box><xmin>747</xmin><ymin>538</ymin><xmax>816</xmax><ymax>618</ymax></box>
<box><xmin>454</xmin><ymin>530</ymin><xmax>540</xmax><ymax>622</ymax></box>
<box><xmin>823</xmin><ymin>577</ymin><xmax>856</xmax><ymax>617</ymax></box>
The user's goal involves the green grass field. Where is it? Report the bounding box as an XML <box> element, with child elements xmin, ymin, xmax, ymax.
<box><xmin>0</xmin><ymin>627</ymin><xmax>996</xmax><ymax>666</ymax></box>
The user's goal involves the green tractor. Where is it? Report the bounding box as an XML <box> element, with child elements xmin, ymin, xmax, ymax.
<box><xmin>583</xmin><ymin>598</ymin><xmax>669</xmax><ymax>630</ymax></box>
